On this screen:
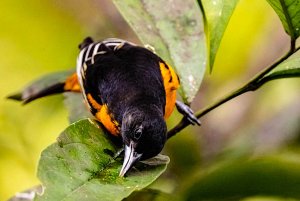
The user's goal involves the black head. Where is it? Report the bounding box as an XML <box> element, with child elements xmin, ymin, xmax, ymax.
<box><xmin>78</xmin><ymin>37</ymin><xmax>94</xmax><ymax>50</ymax></box>
<box><xmin>119</xmin><ymin>105</ymin><xmax>167</xmax><ymax>176</ymax></box>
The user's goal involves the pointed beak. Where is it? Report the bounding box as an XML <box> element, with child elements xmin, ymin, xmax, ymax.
<box><xmin>119</xmin><ymin>141</ymin><xmax>142</xmax><ymax>177</ymax></box>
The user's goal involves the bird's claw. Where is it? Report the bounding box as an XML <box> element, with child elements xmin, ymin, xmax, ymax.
<box><xmin>175</xmin><ymin>101</ymin><xmax>201</xmax><ymax>126</ymax></box>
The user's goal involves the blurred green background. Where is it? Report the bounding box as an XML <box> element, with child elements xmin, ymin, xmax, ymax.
<box><xmin>0</xmin><ymin>0</ymin><xmax>299</xmax><ymax>200</ymax></box>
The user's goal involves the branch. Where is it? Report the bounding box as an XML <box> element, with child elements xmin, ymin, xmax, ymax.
<box><xmin>167</xmin><ymin>41</ymin><xmax>299</xmax><ymax>139</ymax></box>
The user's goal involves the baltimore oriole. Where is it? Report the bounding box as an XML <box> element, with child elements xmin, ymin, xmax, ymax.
<box><xmin>9</xmin><ymin>37</ymin><xmax>200</xmax><ymax>176</ymax></box>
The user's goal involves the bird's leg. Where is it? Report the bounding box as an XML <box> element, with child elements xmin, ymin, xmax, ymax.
<box><xmin>175</xmin><ymin>100</ymin><xmax>201</xmax><ymax>126</ymax></box>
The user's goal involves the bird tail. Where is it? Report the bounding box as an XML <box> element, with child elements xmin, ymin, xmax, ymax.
<box><xmin>7</xmin><ymin>73</ymin><xmax>80</xmax><ymax>104</ymax></box>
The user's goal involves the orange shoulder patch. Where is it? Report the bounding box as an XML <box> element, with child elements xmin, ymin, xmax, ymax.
<box><xmin>87</xmin><ymin>93</ymin><xmax>102</xmax><ymax>110</ymax></box>
<box><xmin>64</xmin><ymin>73</ymin><xmax>81</xmax><ymax>92</ymax></box>
<box><xmin>159</xmin><ymin>62</ymin><xmax>180</xmax><ymax>119</ymax></box>
<box><xmin>95</xmin><ymin>104</ymin><xmax>120</xmax><ymax>136</ymax></box>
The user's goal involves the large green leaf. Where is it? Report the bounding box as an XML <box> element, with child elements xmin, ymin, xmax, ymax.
<box><xmin>259</xmin><ymin>49</ymin><xmax>300</xmax><ymax>84</ymax></box>
<box><xmin>201</xmin><ymin>0</ymin><xmax>239</xmax><ymax>71</ymax></box>
<box><xmin>113</xmin><ymin>0</ymin><xmax>207</xmax><ymax>104</ymax></box>
<box><xmin>266</xmin><ymin>0</ymin><xmax>300</xmax><ymax>40</ymax></box>
<box><xmin>63</xmin><ymin>93</ymin><xmax>92</xmax><ymax>123</ymax></box>
<box><xmin>8</xmin><ymin>185</ymin><xmax>42</xmax><ymax>201</ymax></box>
<box><xmin>36</xmin><ymin>119</ymin><xmax>169</xmax><ymax>201</ymax></box>
<box><xmin>124</xmin><ymin>189</ymin><xmax>178</xmax><ymax>201</ymax></box>
<box><xmin>183</xmin><ymin>155</ymin><xmax>300</xmax><ymax>201</ymax></box>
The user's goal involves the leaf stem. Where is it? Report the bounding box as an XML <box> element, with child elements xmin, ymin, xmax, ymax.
<box><xmin>167</xmin><ymin>45</ymin><xmax>300</xmax><ymax>139</ymax></box>
<box><xmin>290</xmin><ymin>38</ymin><xmax>296</xmax><ymax>52</ymax></box>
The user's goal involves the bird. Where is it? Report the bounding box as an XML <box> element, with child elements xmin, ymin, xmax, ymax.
<box><xmin>8</xmin><ymin>37</ymin><xmax>200</xmax><ymax>177</ymax></box>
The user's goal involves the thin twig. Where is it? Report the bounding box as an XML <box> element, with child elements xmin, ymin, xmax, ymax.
<box><xmin>290</xmin><ymin>38</ymin><xmax>296</xmax><ymax>53</ymax></box>
<box><xmin>167</xmin><ymin>42</ymin><xmax>299</xmax><ymax>139</ymax></box>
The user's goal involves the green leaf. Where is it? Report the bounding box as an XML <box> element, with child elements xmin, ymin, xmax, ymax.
<box><xmin>260</xmin><ymin>49</ymin><xmax>300</xmax><ymax>83</ymax></box>
<box><xmin>183</xmin><ymin>156</ymin><xmax>300</xmax><ymax>201</ymax></box>
<box><xmin>266</xmin><ymin>0</ymin><xmax>300</xmax><ymax>40</ymax></box>
<box><xmin>36</xmin><ymin>119</ymin><xmax>169</xmax><ymax>201</ymax></box>
<box><xmin>112</xmin><ymin>0</ymin><xmax>207</xmax><ymax>104</ymax></box>
<box><xmin>7</xmin><ymin>70</ymin><xmax>74</xmax><ymax>102</ymax></box>
<box><xmin>8</xmin><ymin>185</ymin><xmax>42</xmax><ymax>201</ymax></box>
<box><xmin>63</xmin><ymin>93</ymin><xmax>92</xmax><ymax>123</ymax></box>
<box><xmin>124</xmin><ymin>189</ymin><xmax>178</xmax><ymax>201</ymax></box>
<box><xmin>201</xmin><ymin>0</ymin><xmax>239</xmax><ymax>71</ymax></box>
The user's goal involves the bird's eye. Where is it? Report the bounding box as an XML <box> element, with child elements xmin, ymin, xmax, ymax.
<box><xmin>134</xmin><ymin>127</ymin><xmax>142</xmax><ymax>140</ymax></box>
